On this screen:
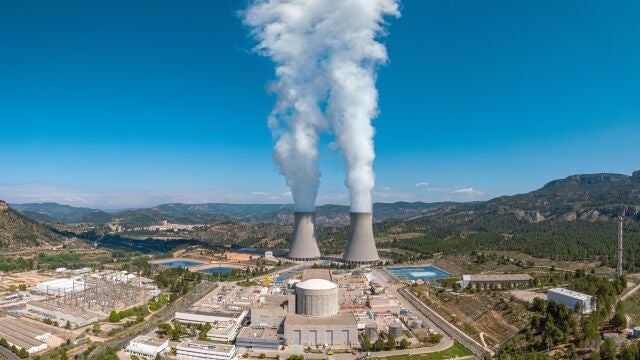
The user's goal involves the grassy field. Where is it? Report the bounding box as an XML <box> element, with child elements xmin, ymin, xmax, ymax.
<box><xmin>373</xmin><ymin>342</ymin><xmax>472</xmax><ymax>360</ymax></box>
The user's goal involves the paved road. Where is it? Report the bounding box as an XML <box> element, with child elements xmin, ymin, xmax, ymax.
<box><xmin>0</xmin><ymin>346</ymin><xmax>20</xmax><ymax>360</ymax></box>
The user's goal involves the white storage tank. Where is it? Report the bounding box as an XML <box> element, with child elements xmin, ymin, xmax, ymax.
<box><xmin>295</xmin><ymin>279</ymin><xmax>339</xmax><ymax>317</ymax></box>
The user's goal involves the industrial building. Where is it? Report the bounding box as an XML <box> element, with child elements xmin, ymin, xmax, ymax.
<box><xmin>284</xmin><ymin>311</ymin><xmax>358</xmax><ymax>347</ymax></box>
<box><xmin>288</xmin><ymin>212</ymin><xmax>321</xmax><ymax>260</ymax></box>
<box><xmin>235</xmin><ymin>327</ymin><xmax>280</xmax><ymax>350</ymax></box>
<box><xmin>249</xmin><ymin>296</ymin><xmax>288</xmax><ymax>328</ymax></box>
<box><xmin>242</xmin><ymin>275</ymin><xmax>359</xmax><ymax>349</ymax></box>
<box><xmin>342</xmin><ymin>212</ymin><xmax>380</xmax><ymax>263</ymax></box>
<box><xmin>547</xmin><ymin>288</ymin><xmax>595</xmax><ymax>314</ymax></box>
<box><xmin>174</xmin><ymin>308</ymin><xmax>247</xmax><ymax>342</ymax></box>
<box><xmin>459</xmin><ymin>274</ymin><xmax>532</xmax><ymax>289</ymax></box>
<box><xmin>125</xmin><ymin>336</ymin><xmax>169</xmax><ymax>358</ymax></box>
<box><xmin>176</xmin><ymin>340</ymin><xmax>237</xmax><ymax>360</ymax></box>
<box><xmin>285</xmin><ymin>278</ymin><xmax>358</xmax><ymax>347</ymax></box>
<box><xmin>36</xmin><ymin>278</ymin><xmax>85</xmax><ymax>295</ymax></box>
<box><xmin>0</xmin><ymin>317</ymin><xmax>50</xmax><ymax>354</ymax></box>
<box><xmin>26</xmin><ymin>300</ymin><xmax>99</xmax><ymax>327</ymax></box>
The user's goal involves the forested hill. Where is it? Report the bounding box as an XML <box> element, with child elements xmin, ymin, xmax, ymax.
<box><xmin>387</xmin><ymin>171</ymin><xmax>640</xmax><ymax>270</ymax></box>
<box><xmin>410</xmin><ymin>170</ymin><xmax>640</xmax><ymax>228</ymax></box>
<box><xmin>0</xmin><ymin>200</ymin><xmax>62</xmax><ymax>248</ymax></box>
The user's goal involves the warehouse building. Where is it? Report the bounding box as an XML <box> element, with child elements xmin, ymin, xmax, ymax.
<box><xmin>26</xmin><ymin>300</ymin><xmax>99</xmax><ymax>327</ymax></box>
<box><xmin>176</xmin><ymin>340</ymin><xmax>236</xmax><ymax>360</ymax></box>
<box><xmin>0</xmin><ymin>317</ymin><xmax>50</xmax><ymax>354</ymax></box>
<box><xmin>36</xmin><ymin>278</ymin><xmax>85</xmax><ymax>295</ymax></box>
<box><xmin>460</xmin><ymin>274</ymin><xmax>532</xmax><ymax>289</ymax></box>
<box><xmin>547</xmin><ymin>288</ymin><xmax>595</xmax><ymax>314</ymax></box>
<box><xmin>125</xmin><ymin>336</ymin><xmax>169</xmax><ymax>358</ymax></box>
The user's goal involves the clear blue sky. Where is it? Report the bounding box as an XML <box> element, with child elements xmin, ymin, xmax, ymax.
<box><xmin>1</xmin><ymin>0</ymin><xmax>638</xmax><ymax>209</ymax></box>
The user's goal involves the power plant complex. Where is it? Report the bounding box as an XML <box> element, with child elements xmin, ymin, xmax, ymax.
<box><xmin>288</xmin><ymin>211</ymin><xmax>380</xmax><ymax>264</ymax></box>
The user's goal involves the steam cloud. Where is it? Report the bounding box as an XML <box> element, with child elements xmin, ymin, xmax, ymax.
<box><xmin>244</xmin><ymin>0</ymin><xmax>399</xmax><ymax>213</ymax></box>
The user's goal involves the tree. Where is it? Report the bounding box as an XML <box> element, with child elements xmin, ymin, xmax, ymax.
<box><xmin>92</xmin><ymin>322</ymin><xmax>101</xmax><ymax>334</ymax></box>
<box><xmin>399</xmin><ymin>338</ymin><xmax>409</xmax><ymax>349</ymax></box>
<box><xmin>532</xmin><ymin>297</ymin><xmax>546</xmax><ymax>312</ymax></box>
<box><xmin>612</xmin><ymin>301</ymin><xmax>626</xmax><ymax>331</ymax></box>
<box><xmin>373</xmin><ymin>338</ymin><xmax>385</xmax><ymax>352</ymax></box>
<box><xmin>108</xmin><ymin>311</ymin><xmax>120</xmax><ymax>322</ymax></box>
<box><xmin>64</xmin><ymin>320</ymin><xmax>71</xmax><ymax>329</ymax></box>
<box><xmin>600</xmin><ymin>338</ymin><xmax>617</xmax><ymax>360</ymax></box>
<box><xmin>385</xmin><ymin>336</ymin><xmax>396</xmax><ymax>350</ymax></box>
<box><xmin>199</xmin><ymin>323</ymin><xmax>212</xmax><ymax>341</ymax></box>
<box><xmin>361</xmin><ymin>336</ymin><xmax>371</xmax><ymax>352</ymax></box>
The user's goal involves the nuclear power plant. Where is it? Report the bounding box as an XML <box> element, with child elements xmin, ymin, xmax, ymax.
<box><xmin>288</xmin><ymin>212</ymin><xmax>322</xmax><ymax>260</ymax></box>
<box><xmin>287</xmin><ymin>211</ymin><xmax>379</xmax><ymax>264</ymax></box>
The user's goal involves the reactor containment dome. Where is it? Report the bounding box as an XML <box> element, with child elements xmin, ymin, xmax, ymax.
<box><xmin>295</xmin><ymin>279</ymin><xmax>339</xmax><ymax>317</ymax></box>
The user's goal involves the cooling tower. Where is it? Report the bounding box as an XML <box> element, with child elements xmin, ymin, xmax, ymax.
<box><xmin>343</xmin><ymin>212</ymin><xmax>380</xmax><ymax>263</ymax></box>
<box><xmin>288</xmin><ymin>212</ymin><xmax>322</xmax><ymax>260</ymax></box>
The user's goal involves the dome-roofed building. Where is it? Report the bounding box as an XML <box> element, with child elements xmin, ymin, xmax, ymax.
<box><xmin>295</xmin><ymin>279</ymin><xmax>339</xmax><ymax>317</ymax></box>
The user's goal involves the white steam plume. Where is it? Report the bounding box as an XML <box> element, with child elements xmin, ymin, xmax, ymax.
<box><xmin>244</xmin><ymin>0</ymin><xmax>330</xmax><ymax>212</ymax></box>
<box><xmin>244</xmin><ymin>0</ymin><xmax>399</xmax><ymax>213</ymax></box>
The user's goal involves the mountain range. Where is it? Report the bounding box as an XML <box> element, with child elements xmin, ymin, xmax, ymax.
<box><xmin>0</xmin><ymin>200</ymin><xmax>62</xmax><ymax>248</ymax></box>
<box><xmin>1</xmin><ymin>170</ymin><xmax>639</xmax><ymax>251</ymax></box>
<box><xmin>9</xmin><ymin>201</ymin><xmax>460</xmax><ymax>227</ymax></box>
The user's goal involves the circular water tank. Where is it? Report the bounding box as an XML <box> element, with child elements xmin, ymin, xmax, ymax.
<box><xmin>411</xmin><ymin>319</ymin><xmax>422</xmax><ymax>329</ymax></box>
<box><xmin>389</xmin><ymin>322</ymin><xmax>403</xmax><ymax>338</ymax></box>
<box><xmin>295</xmin><ymin>279</ymin><xmax>339</xmax><ymax>317</ymax></box>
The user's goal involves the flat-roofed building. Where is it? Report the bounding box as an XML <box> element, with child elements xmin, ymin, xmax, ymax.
<box><xmin>460</xmin><ymin>274</ymin><xmax>532</xmax><ymax>289</ymax></box>
<box><xmin>235</xmin><ymin>327</ymin><xmax>280</xmax><ymax>350</ymax></box>
<box><xmin>283</xmin><ymin>312</ymin><xmax>358</xmax><ymax>348</ymax></box>
<box><xmin>175</xmin><ymin>308</ymin><xmax>248</xmax><ymax>325</ymax></box>
<box><xmin>250</xmin><ymin>295</ymin><xmax>289</xmax><ymax>328</ymax></box>
<box><xmin>26</xmin><ymin>300</ymin><xmax>99</xmax><ymax>327</ymax></box>
<box><xmin>205</xmin><ymin>320</ymin><xmax>242</xmax><ymax>343</ymax></box>
<box><xmin>176</xmin><ymin>340</ymin><xmax>236</xmax><ymax>360</ymax></box>
<box><xmin>36</xmin><ymin>278</ymin><xmax>85</xmax><ymax>295</ymax></box>
<box><xmin>0</xmin><ymin>317</ymin><xmax>49</xmax><ymax>354</ymax></box>
<box><xmin>125</xmin><ymin>336</ymin><xmax>168</xmax><ymax>358</ymax></box>
<box><xmin>547</xmin><ymin>288</ymin><xmax>595</xmax><ymax>314</ymax></box>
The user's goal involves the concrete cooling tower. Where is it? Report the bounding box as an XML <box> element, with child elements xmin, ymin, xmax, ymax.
<box><xmin>288</xmin><ymin>212</ymin><xmax>322</xmax><ymax>261</ymax></box>
<box><xmin>343</xmin><ymin>212</ymin><xmax>380</xmax><ymax>263</ymax></box>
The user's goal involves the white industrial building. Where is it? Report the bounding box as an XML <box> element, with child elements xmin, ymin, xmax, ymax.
<box><xmin>175</xmin><ymin>308</ymin><xmax>247</xmax><ymax>342</ymax></box>
<box><xmin>547</xmin><ymin>288</ymin><xmax>595</xmax><ymax>314</ymax></box>
<box><xmin>176</xmin><ymin>340</ymin><xmax>237</xmax><ymax>360</ymax></box>
<box><xmin>0</xmin><ymin>317</ymin><xmax>51</xmax><ymax>354</ymax></box>
<box><xmin>26</xmin><ymin>300</ymin><xmax>99</xmax><ymax>327</ymax></box>
<box><xmin>36</xmin><ymin>278</ymin><xmax>85</xmax><ymax>294</ymax></box>
<box><xmin>125</xmin><ymin>336</ymin><xmax>169</xmax><ymax>358</ymax></box>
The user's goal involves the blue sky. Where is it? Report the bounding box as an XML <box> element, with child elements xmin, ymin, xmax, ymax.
<box><xmin>0</xmin><ymin>0</ymin><xmax>638</xmax><ymax>209</ymax></box>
